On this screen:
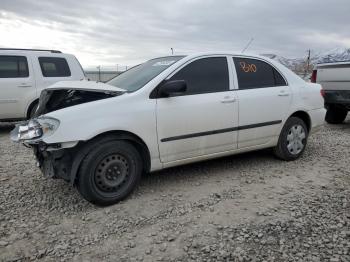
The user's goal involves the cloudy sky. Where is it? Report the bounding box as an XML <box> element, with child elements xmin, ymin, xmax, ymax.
<box><xmin>0</xmin><ymin>0</ymin><xmax>349</xmax><ymax>68</ymax></box>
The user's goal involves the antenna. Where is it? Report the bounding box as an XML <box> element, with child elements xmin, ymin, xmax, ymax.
<box><xmin>241</xmin><ymin>38</ymin><xmax>254</xmax><ymax>53</ymax></box>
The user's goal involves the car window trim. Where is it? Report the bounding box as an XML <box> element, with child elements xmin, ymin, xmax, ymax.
<box><xmin>232</xmin><ymin>55</ymin><xmax>288</xmax><ymax>90</ymax></box>
<box><xmin>228</xmin><ymin>56</ymin><xmax>239</xmax><ymax>90</ymax></box>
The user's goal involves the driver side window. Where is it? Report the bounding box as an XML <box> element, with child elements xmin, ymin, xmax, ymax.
<box><xmin>169</xmin><ymin>57</ymin><xmax>229</xmax><ymax>96</ymax></box>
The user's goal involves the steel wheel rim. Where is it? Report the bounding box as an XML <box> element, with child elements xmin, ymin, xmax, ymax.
<box><xmin>286</xmin><ymin>124</ymin><xmax>306</xmax><ymax>155</ymax></box>
<box><xmin>94</xmin><ymin>154</ymin><xmax>130</xmax><ymax>193</ymax></box>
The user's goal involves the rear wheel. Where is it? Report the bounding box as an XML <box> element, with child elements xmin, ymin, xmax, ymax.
<box><xmin>77</xmin><ymin>140</ymin><xmax>142</xmax><ymax>206</ymax></box>
<box><xmin>273</xmin><ymin>117</ymin><xmax>308</xmax><ymax>161</ymax></box>
<box><xmin>325</xmin><ymin>106</ymin><xmax>347</xmax><ymax>124</ymax></box>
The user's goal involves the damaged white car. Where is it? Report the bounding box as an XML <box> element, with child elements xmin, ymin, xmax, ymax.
<box><xmin>11</xmin><ymin>52</ymin><xmax>325</xmax><ymax>206</ymax></box>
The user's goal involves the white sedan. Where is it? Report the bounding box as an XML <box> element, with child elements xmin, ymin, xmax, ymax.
<box><xmin>11</xmin><ymin>52</ymin><xmax>325</xmax><ymax>205</ymax></box>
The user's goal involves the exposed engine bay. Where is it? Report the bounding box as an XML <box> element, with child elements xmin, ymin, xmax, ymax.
<box><xmin>34</xmin><ymin>88</ymin><xmax>124</xmax><ymax>116</ymax></box>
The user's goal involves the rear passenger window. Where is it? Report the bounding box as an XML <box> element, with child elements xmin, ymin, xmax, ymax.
<box><xmin>170</xmin><ymin>57</ymin><xmax>229</xmax><ymax>95</ymax></box>
<box><xmin>39</xmin><ymin>57</ymin><xmax>71</xmax><ymax>77</ymax></box>
<box><xmin>233</xmin><ymin>58</ymin><xmax>286</xmax><ymax>89</ymax></box>
<box><xmin>0</xmin><ymin>56</ymin><xmax>29</xmax><ymax>78</ymax></box>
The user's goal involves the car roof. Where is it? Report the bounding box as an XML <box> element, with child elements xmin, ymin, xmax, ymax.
<box><xmin>153</xmin><ymin>51</ymin><xmax>269</xmax><ymax>60</ymax></box>
<box><xmin>0</xmin><ymin>48</ymin><xmax>62</xmax><ymax>53</ymax></box>
<box><xmin>187</xmin><ymin>51</ymin><xmax>264</xmax><ymax>58</ymax></box>
<box><xmin>0</xmin><ymin>48</ymin><xmax>74</xmax><ymax>57</ymax></box>
<box><xmin>171</xmin><ymin>51</ymin><xmax>282</xmax><ymax>68</ymax></box>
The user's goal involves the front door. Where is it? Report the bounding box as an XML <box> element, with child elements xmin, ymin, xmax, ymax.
<box><xmin>156</xmin><ymin>56</ymin><xmax>239</xmax><ymax>163</ymax></box>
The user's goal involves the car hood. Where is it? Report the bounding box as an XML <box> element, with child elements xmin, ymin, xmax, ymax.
<box><xmin>44</xmin><ymin>80</ymin><xmax>125</xmax><ymax>93</ymax></box>
<box><xmin>34</xmin><ymin>81</ymin><xmax>126</xmax><ymax>117</ymax></box>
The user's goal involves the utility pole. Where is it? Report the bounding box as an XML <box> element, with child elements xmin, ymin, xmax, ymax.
<box><xmin>97</xmin><ymin>65</ymin><xmax>101</xmax><ymax>82</ymax></box>
<box><xmin>305</xmin><ymin>49</ymin><xmax>311</xmax><ymax>75</ymax></box>
<box><xmin>171</xmin><ymin>48</ymin><xmax>174</xmax><ymax>55</ymax></box>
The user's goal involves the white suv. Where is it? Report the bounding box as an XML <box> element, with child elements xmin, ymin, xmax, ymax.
<box><xmin>0</xmin><ymin>48</ymin><xmax>85</xmax><ymax>121</ymax></box>
<box><xmin>11</xmin><ymin>52</ymin><xmax>325</xmax><ymax>206</ymax></box>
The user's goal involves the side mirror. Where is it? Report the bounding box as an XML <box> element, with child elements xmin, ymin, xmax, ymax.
<box><xmin>159</xmin><ymin>80</ymin><xmax>187</xmax><ymax>97</ymax></box>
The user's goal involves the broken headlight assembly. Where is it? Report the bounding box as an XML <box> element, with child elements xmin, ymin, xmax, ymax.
<box><xmin>10</xmin><ymin>117</ymin><xmax>60</xmax><ymax>143</ymax></box>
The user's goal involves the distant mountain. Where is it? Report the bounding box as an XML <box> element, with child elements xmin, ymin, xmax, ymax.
<box><xmin>262</xmin><ymin>47</ymin><xmax>350</xmax><ymax>71</ymax></box>
<box><xmin>262</xmin><ymin>54</ymin><xmax>304</xmax><ymax>70</ymax></box>
<box><xmin>311</xmin><ymin>47</ymin><xmax>350</xmax><ymax>64</ymax></box>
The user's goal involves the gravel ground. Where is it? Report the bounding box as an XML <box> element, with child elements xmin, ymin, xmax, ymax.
<box><xmin>0</xmin><ymin>119</ymin><xmax>349</xmax><ymax>262</ymax></box>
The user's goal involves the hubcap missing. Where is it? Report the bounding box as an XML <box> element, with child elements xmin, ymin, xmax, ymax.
<box><xmin>94</xmin><ymin>154</ymin><xmax>129</xmax><ymax>192</ymax></box>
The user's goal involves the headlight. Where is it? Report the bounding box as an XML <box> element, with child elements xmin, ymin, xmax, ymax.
<box><xmin>10</xmin><ymin>117</ymin><xmax>60</xmax><ymax>143</ymax></box>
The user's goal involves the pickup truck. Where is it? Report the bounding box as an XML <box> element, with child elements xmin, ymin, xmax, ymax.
<box><xmin>311</xmin><ymin>61</ymin><xmax>350</xmax><ymax>124</ymax></box>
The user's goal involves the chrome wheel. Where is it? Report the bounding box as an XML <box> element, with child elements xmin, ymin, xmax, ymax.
<box><xmin>286</xmin><ymin>124</ymin><xmax>306</xmax><ymax>155</ymax></box>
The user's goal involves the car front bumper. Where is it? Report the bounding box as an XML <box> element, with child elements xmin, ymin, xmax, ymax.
<box><xmin>33</xmin><ymin>143</ymin><xmax>74</xmax><ymax>181</ymax></box>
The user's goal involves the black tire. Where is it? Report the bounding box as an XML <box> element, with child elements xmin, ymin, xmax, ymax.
<box><xmin>325</xmin><ymin>106</ymin><xmax>347</xmax><ymax>124</ymax></box>
<box><xmin>273</xmin><ymin>117</ymin><xmax>308</xmax><ymax>161</ymax></box>
<box><xmin>77</xmin><ymin>140</ymin><xmax>142</xmax><ymax>206</ymax></box>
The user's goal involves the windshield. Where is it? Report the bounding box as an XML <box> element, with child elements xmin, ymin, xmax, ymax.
<box><xmin>107</xmin><ymin>56</ymin><xmax>185</xmax><ymax>92</ymax></box>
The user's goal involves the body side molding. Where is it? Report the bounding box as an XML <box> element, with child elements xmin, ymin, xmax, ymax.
<box><xmin>161</xmin><ymin>120</ymin><xmax>282</xmax><ymax>142</ymax></box>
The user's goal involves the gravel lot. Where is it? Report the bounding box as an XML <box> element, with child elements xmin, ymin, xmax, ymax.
<box><xmin>0</xmin><ymin>119</ymin><xmax>349</xmax><ymax>262</ymax></box>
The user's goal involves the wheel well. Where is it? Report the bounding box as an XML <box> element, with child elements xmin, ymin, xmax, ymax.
<box><xmin>26</xmin><ymin>99</ymin><xmax>39</xmax><ymax>119</ymax></box>
<box><xmin>82</xmin><ymin>131</ymin><xmax>151</xmax><ymax>173</ymax></box>
<box><xmin>69</xmin><ymin>130</ymin><xmax>151</xmax><ymax>185</ymax></box>
<box><xmin>290</xmin><ymin>111</ymin><xmax>311</xmax><ymax>132</ymax></box>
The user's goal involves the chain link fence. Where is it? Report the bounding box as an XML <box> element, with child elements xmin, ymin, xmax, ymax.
<box><xmin>84</xmin><ymin>65</ymin><xmax>129</xmax><ymax>82</ymax></box>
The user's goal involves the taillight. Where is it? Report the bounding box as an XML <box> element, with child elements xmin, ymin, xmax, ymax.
<box><xmin>310</xmin><ymin>70</ymin><xmax>317</xmax><ymax>83</ymax></box>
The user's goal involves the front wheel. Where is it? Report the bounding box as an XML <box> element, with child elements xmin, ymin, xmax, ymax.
<box><xmin>77</xmin><ymin>140</ymin><xmax>143</xmax><ymax>206</ymax></box>
<box><xmin>273</xmin><ymin>117</ymin><xmax>308</xmax><ymax>161</ymax></box>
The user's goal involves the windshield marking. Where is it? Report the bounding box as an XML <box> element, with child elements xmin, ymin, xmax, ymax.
<box><xmin>152</xmin><ymin>60</ymin><xmax>176</xmax><ymax>66</ymax></box>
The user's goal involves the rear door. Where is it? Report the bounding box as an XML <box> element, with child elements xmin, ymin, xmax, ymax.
<box><xmin>232</xmin><ymin>57</ymin><xmax>292</xmax><ymax>148</ymax></box>
<box><xmin>156</xmin><ymin>56</ymin><xmax>239</xmax><ymax>163</ymax></box>
<box><xmin>0</xmin><ymin>54</ymin><xmax>35</xmax><ymax>119</ymax></box>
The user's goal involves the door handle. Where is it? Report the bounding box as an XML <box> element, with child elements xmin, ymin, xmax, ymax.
<box><xmin>221</xmin><ymin>96</ymin><xmax>236</xmax><ymax>103</ymax></box>
<box><xmin>18</xmin><ymin>84</ymin><xmax>32</xmax><ymax>88</ymax></box>
<box><xmin>278</xmin><ymin>91</ymin><xmax>290</xmax><ymax>97</ymax></box>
